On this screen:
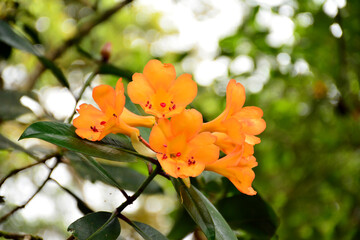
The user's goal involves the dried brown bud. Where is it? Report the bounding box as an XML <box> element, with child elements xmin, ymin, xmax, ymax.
<box><xmin>100</xmin><ymin>42</ymin><xmax>112</xmax><ymax>62</ymax></box>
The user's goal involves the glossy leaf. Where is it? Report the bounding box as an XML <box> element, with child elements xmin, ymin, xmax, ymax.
<box><xmin>217</xmin><ymin>192</ymin><xmax>279</xmax><ymax>239</ymax></box>
<box><xmin>98</xmin><ymin>63</ymin><xmax>133</xmax><ymax>80</ymax></box>
<box><xmin>0</xmin><ymin>20</ymin><xmax>69</xmax><ymax>88</ymax></box>
<box><xmin>172</xmin><ymin>179</ymin><xmax>237</xmax><ymax>240</ymax></box>
<box><xmin>68</xmin><ymin>211</ymin><xmax>120</xmax><ymax>240</ymax></box>
<box><xmin>19</xmin><ymin>121</ymin><xmax>145</xmax><ymax>162</ymax></box>
<box><xmin>127</xmin><ymin>221</ymin><xmax>168</xmax><ymax>240</ymax></box>
<box><xmin>167</xmin><ymin>208</ymin><xmax>196</xmax><ymax>240</ymax></box>
<box><xmin>66</xmin><ymin>151</ymin><xmax>162</xmax><ymax>194</ymax></box>
<box><xmin>0</xmin><ymin>90</ymin><xmax>32</xmax><ymax>121</ymax></box>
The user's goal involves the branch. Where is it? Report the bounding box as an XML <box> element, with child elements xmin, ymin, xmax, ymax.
<box><xmin>116</xmin><ymin>165</ymin><xmax>161</xmax><ymax>213</ymax></box>
<box><xmin>0</xmin><ymin>231</ymin><xmax>42</xmax><ymax>240</ymax></box>
<box><xmin>26</xmin><ymin>0</ymin><xmax>134</xmax><ymax>90</ymax></box>
<box><xmin>0</xmin><ymin>159</ymin><xmax>59</xmax><ymax>223</ymax></box>
<box><xmin>0</xmin><ymin>153</ymin><xmax>59</xmax><ymax>189</ymax></box>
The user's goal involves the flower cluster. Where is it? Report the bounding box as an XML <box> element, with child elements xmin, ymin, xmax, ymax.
<box><xmin>73</xmin><ymin>59</ymin><xmax>265</xmax><ymax>195</ymax></box>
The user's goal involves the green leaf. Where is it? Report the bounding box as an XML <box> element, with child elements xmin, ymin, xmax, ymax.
<box><xmin>167</xmin><ymin>208</ymin><xmax>196</xmax><ymax>240</ymax></box>
<box><xmin>0</xmin><ymin>20</ymin><xmax>38</xmax><ymax>55</ymax></box>
<box><xmin>129</xmin><ymin>221</ymin><xmax>168</xmax><ymax>240</ymax></box>
<box><xmin>172</xmin><ymin>178</ymin><xmax>237</xmax><ymax>240</ymax></box>
<box><xmin>37</xmin><ymin>56</ymin><xmax>69</xmax><ymax>88</ymax></box>
<box><xmin>0</xmin><ymin>90</ymin><xmax>32</xmax><ymax>121</ymax></box>
<box><xmin>66</xmin><ymin>151</ymin><xmax>162</xmax><ymax>194</ymax></box>
<box><xmin>19</xmin><ymin>121</ymin><xmax>145</xmax><ymax>162</ymax></box>
<box><xmin>0</xmin><ymin>20</ymin><xmax>69</xmax><ymax>88</ymax></box>
<box><xmin>98</xmin><ymin>63</ymin><xmax>133</xmax><ymax>80</ymax></box>
<box><xmin>217</xmin><ymin>192</ymin><xmax>279</xmax><ymax>239</ymax></box>
<box><xmin>68</xmin><ymin>211</ymin><xmax>120</xmax><ymax>240</ymax></box>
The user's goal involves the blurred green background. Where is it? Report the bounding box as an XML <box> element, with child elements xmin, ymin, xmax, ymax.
<box><xmin>0</xmin><ymin>0</ymin><xmax>359</xmax><ymax>239</ymax></box>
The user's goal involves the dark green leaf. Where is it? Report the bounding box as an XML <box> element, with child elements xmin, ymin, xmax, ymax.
<box><xmin>0</xmin><ymin>196</ymin><xmax>5</xmax><ymax>205</ymax></box>
<box><xmin>66</xmin><ymin>151</ymin><xmax>162</xmax><ymax>194</ymax></box>
<box><xmin>98</xmin><ymin>63</ymin><xmax>133</xmax><ymax>80</ymax></box>
<box><xmin>167</xmin><ymin>208</ymin><xmax>196</xmax><ymax>240</ymax></box>
<box><xmin>171</xmin><ymin>178</ymin><xmax>215</xmax><ymax>239</ymax></box>
<box><xmin>0</xmin><ymin>41</ymin><xmax>12</xmax><ymax>59</ymax></box>
<box><xmin>0</xmin><ymin>90</ymin><xmax>32</xmax><ymax>121</ymax></box>
<box><xmin>0</xmin><ymin>20</ymin><xmax>69</xmax><ymax>88</ymax></box>
<box><xmin>0</xmin><ymin>20</ymin><xmax>38</xmax><ymax>55</ymax></box>
<box><xmin>130</xmin><ymin>221</ymin><xmax>168</xmax><ymax>240</ymax></box>
<box><xmin>68</xmin><ymin>211</ymin><xmax>120</xmax><ymax>240</ymax></box>
<box><xmin>19</xmin><ymin>121</ymin><xmax>144</xmax><ymax>162</ymax></box>
<box><xmin>172</xmin><ymin>178</ymin><xmax>237</xmax><ymax>240</ymax></box>
<box><xmin>38</xmin><ymin>56</ymin><xmax>69</xmax><ymax>88</ymax></box>
<box><xmin>217</xmin><ymin>193</ymin><xmax>279</xmax><ymax>239</ymax></box>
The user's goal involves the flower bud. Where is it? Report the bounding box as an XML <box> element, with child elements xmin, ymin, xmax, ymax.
<box><xmin>100</xmin><ymin>42</ymin><xmax>112</xmax><ymax>62</ymax></box>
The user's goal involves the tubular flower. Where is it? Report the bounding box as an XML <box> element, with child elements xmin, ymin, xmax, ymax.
<box><xmin>206</xmin><ymin>146</ymin><xmax>258</xmax><ymax>195</ymax></box>
<box><xmin>202</xmin><ymin>79</ymin><xmax>266</xmax><ymax>145</ymax></box>
<box><xmin>73</xmin><ymin>79</ymin><xmax>155</xmax><ymax>141</ymax></box>
<box><xmin>149</xmin><ymin>109</ymin><xmax>219</xmax><ymax>178</ymax></box>
<box><xmin>127</xmin><ymin>59</ymin><xmax>198</xmax><ymax>118</ymax></box>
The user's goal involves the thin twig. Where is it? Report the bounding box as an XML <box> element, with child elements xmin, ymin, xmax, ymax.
<box><xmin>0</xmin><ymin>159</ymin><xmax>60</xmax><ymax>223</ymax></box>
<box><xmin>116</xmin><ymin>165</ymin><xmax>161</xmax><ymax>213</ymax></box>
<box><xmin>0</xmin><ymin>153</ymin><xmax>59</xmax><ymax>188</ymax></box>
<box><xmin>0</xmin><ymin>230</ymin><xmax>42</xmax><ymax>240</ymax></box>
<box><xmin>66</xmin><ymin>70</ymin><xmax>98</xmax><ymax>123</ymax></box>
<box><xmin>26</xmin><ymin>0</ymin><xmax>134</xmax><ymax>91</ymax></box>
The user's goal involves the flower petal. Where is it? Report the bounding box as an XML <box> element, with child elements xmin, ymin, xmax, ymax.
<box><xmin>127</xmin><ymin>73</ymin><xmax>155</xmax><ymax>105</ymax></box>
<box><xmin>115</xmin><ymin>78</ymin><xmax>126</xmax><ymax>115</ymax></box>
<box><xmin>170</xmin><ymin>109</ymin><xmax>203</xmax><ymax>139</ymax></box>
<box><xmin>143</xmin><ymin>59</ymin><xmax>176</xmax><ymax>90</ymax></box>
<box><xmin>229</xmin><ymin>168</ymin><xmax>257</xmax><ymax>195</ymax></box>
<box><xmin>225</xmin><ymin>79</ymin><xmax>246</xmax><ymax>115</ymax></box>
<box><xmin>169</xmin><ymin>73</ymin><xmax>197</xmax><ymax>108</ymax></box>
<box><xmin>149</xmin><ymin>123</ymin><xmax>167</xmax><ymax>154</ymax></box>
<box><xmin>188</xmin><ymin>133</ymin><xmax>219</xmax><ymax>164</ymax></box>
<box><xmin>121</xmin><ymin>108</ymin><xmax>155</xmax><ymax>128</ymax></box>
<box><xmin>92</xmin><ymin>84</ymin><xmax>116</xmax><ymax>114</ymax></box>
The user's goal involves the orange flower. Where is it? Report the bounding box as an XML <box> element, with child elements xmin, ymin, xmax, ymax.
<box><xmin>206</xmin><ymin>146</ymin><xmax>258</xmax><ymax>195</ymax></box>
<box><xmin>149</xmin><ymin>109</ymin><xmax>219</xmax><ymax>178</ymax></box>
<box><xmin>202</xmin><ymin>79</ymin><xmax>266</xmax><ymax>146</ymax></box>
<box><xmin>73</xmin><ymin>79</ymin><xmax>155</xmax><ymax>141</ymax></box>
<box><xmin>127</xmin><ymin>59</ymin><xmax>198</xmax><ymax>118</ymax></box>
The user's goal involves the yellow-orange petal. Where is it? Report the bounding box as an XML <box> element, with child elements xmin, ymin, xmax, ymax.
<box><xmin>156</xmin><ymin>153</ymin><xmax>178</xmax><ymax>177</ymax></box>
<box><xmin>170</xmin><ymin>109</ymin><xmax>203</xmax><ymax>139</ymax></box>
<box><xmin>143</xmin><ymin>59</ymin><xmax>176</xmax><ymax>90</ymax></box>
<box><xmin>188</xmin><ymin>133</ymin><xmax>219</xmax><ymax>164</ymax></box>
<box><xmin>245</xmin><ymin>135</ymin><xmax>261</xmax><ymax>145</ymax></box>
<box><xmin>229</xmin><ymin>168</ymin><xmax>257</xmax><ymax>195</ymax></box>
<box><xmin>121</xmin><ymin>108</ymin><xmax>155</xmax><ymax>128</ymax></box>
<box><xmin>223</xmin><ymin>118</ymin><xmax>245</xmax><ymax>145</ymax></box>
<box><xmin>128</xmin><ymin>73</ymin><xmax>155</xmax><ymax>105</ymax></box>
<box><xmin>75</xmin><ymin>129</ymin><xmax>102</xmax><ymax>141</ymax></box>
<box><xmin>225</xmin><ymin>79</ymin><xmax>246</xmax><ymax>116</ymax></box>
<box><xmin>92</xmin><ymin>84</ymin><xmax>116</xmax><ymax>114</ymax></box>
<box><xmin>169</xmin><ymin>73</ymin><xmax>197</xmax><ymax>108</ymax></box>
<box><xmin>212</xmin><ymin>132</ymin><xmax>236</xmax><ymax>154</ymax></box>
<box><xmin>149</xmin><ymin>123</ymin><xmax>168</xmax><ymax>153</ymax></box>
<box><xmin>176</xmin><ymin>161</ymin><xmax>205</xmax><ymax>178</ymax></box>
<box><xmin>115</xmin><ymin>78</ymin><xmax>126</xmax><ymax>115</ymax></box>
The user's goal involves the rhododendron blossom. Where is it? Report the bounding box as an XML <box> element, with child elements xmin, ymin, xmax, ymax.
<box><xmin>149</xmin><ymin>109</ymin><xmax>219</xmax><ymax>178</ymax></box>
<box><xmin>127</xmin><ymin>59</ymin><xmax>198</xmax><ymax>118</ymax></box>
<box><xmin>73</xmin><ymin>60</ymin><xmax>266</xmax><ymax>196</ymax></box>
<box><xmin>202</xmin><ymin>79</ymin><xmax>266</xmax><ymax>146</ymax></box>
<box><xmin>73</xmin><ymin>79</ymin><xmax>155</xmax><ymax>141</ymax></box>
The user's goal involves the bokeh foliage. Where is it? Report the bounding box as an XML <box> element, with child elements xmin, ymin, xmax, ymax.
<box><xmin>0</xmin><ymin>0</ymin><xmax>360</xmax><ymax>239</ymax></box>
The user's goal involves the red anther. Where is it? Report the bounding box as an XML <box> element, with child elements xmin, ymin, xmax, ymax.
<box><xmin>172</xmin><ymin>104</ymin><xmax>176</xmax><ymax>110</ymax></box>
<box><xmin>162</xmin><ymin>154</ymin><xmax>168</xmax><ymax>160</ymax></box>
<box><xmin>188</xmin><ymin>159</ymin><xmax>192</xmax><ymax>165</ymax></box>
<box><xmin>176</xmin><ymin>152</ymin><xmax>181</xmax><ymax>157</ymax></box>
<box><xmin>100</xmin><ymin>121</ymin><xmax>106</xmax><ymax>125</ymax></box>
<box><xmin>90</xmin><ymin>126</ymin><xmax>99</xmax><ymax>132</ymax></box>
<box><xmin>163</xmin><ymin>144</ymin><xmax>167</xmax><ymax>147</ymax></box>
<box><xmin>191</xmin><ymin>156</ymin><xmax>194</xmax><ymax>159</ymax></box>
<box><xmin>113</xmin><ymin>113</ymin><xmax>117</xmax><ymax>117</ymax></box>
<box><xmin>149</xmin><ymin>104</ymin><xmax>152</xmax><ymax>109</ymax></box>
<box><xmin>177</xmin><ymin>167</ymin><xmax>180</xmax><ymax>170</ymax></box>
<box><xmin>147</xmin><ymin>101</ymin><xmax>150</xmax><ymax>104</ymax></box>
<box><xmin>168</xmin><ymin>107</ymin><xmax>171</xmax><ymax>111</ymax></box>
<box><xmin>160</xmin><ymin>102</ymin><xmax>166</xmax><ymax>108</ymax></box>
<box><xmin>162</xmin><ymin>114</ymin><xmax>165</xmax><ymax>117</ymax></box>
<box><xmin>171</xmin><ymin>101</ymin><xmax>174</xmax><ymax>104</ymax></box>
